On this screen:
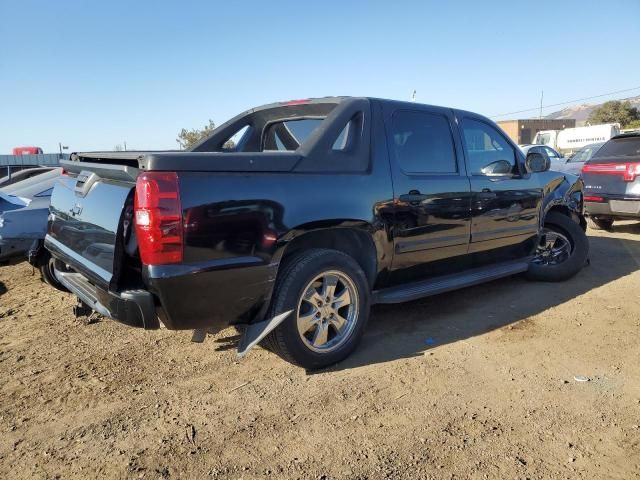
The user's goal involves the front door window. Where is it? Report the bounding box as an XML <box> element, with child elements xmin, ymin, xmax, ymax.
<box><xmin>461</xmin><ymin>119</ymin><xmax>517</xmax><ymax>176</ymax></box>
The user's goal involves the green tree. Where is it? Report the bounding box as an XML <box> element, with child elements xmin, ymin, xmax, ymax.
<box><xmin>176</xmin><ymin>119</ymin><xmax>217</xmax><ymax>150</ymax></box>
<box><xmin>587</xmin><ymin>100</ymin><xmax>640</xmax><ymax>128</ymax></box>
<box><xmin>625</xmin><ymin>119</ymin><xmax>640</xmax><ymax>130</ymax></box>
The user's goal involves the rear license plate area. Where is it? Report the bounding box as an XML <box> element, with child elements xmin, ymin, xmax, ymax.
<box><xmin>609</xmin><ymin>200</ymin><xmax>640</xmax><ymax>214</ymax></box>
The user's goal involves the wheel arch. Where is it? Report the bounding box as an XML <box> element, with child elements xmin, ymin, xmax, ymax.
<box><xmin>544</xmin><ymin>203</ymin><xmax>587</xmax><ymax>232</ymax></box>
<box><xmin>542</xmin><ymin>176</ymin><xmax>587</xmax><ymax>232</ymax></box>
<box><xmin>273</xmin><ymin>223</ymin><xmax>380</xmax><ymax>289</ymax></box>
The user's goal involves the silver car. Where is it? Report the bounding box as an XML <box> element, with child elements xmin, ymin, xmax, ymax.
<box><xmin>559</xmin><ymin>142</ymin><xmax>605</xmax><ymax>176</ymax></box>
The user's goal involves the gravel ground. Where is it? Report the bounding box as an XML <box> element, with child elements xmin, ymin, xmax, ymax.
<box><xmin>1</xmin><ymin>224</ymin><xmax>639</xmax><ymax>479</ymax></box>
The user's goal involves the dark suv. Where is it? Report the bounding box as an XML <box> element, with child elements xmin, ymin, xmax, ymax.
<box><xmin>582</xmin><ymin>132</ymin><xmax>640</xmax><ymax>230</ymax></box>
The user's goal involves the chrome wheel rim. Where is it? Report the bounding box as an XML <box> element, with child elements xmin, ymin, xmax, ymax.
<box><xmin>296</xmin><ymin>270</ymin><xmax>359</xmax><ymax>353</ymax></box>
<box><xmin>532</xmin><ymin>228</ymin><xmax>573</xmax><ymax>266</ymax></box>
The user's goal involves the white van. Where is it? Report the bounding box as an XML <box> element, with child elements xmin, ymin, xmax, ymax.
<box><xmin>533</xmin><ymin>123</ymin><xmax>620</xmax><ymax>155</ymax></box>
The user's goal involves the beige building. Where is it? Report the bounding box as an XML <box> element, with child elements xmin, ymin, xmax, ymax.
<box><xmin>497</xmin><ymin>119</ymin><xmax>576</xmax><ymax>145</ymax></box>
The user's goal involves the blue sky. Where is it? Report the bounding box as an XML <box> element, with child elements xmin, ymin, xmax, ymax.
<box><xmin>0</xmin><ymin>0</ymin><xmax>638</xmax><ymax>153</ymax></box>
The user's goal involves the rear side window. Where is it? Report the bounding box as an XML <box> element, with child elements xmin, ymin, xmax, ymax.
<box><xmin>222</xmin><ymin>125</ymin><xmax>250</xmax><ymax>150</ymax></box>
<box><xmin>263</xmin><ymin>118</ymin><xmax>323</xmax><ymax>151</ymax></box>
<box><xmin>592</xmin><ymin>136</ymin><xmax>640</xmax><ymax>160</ymax></box>
<box><xmin>390</xmin><ymin>111</ymin><xmax>457</xmax><ymax>174</ymax></box>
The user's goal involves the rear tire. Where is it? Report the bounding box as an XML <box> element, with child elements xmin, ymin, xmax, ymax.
<box><xmin>39</xmin><ymin>253</ymin><xmax>68</xmax><ymax>292</ymax></box>
<box><xmin>587</xmin><ymin>216</ymin><xmax>614</xmax><ymax>231</ymax></box>
<box><xmin>262</xmin><ymin>249</ymin><xmax>370</xmax><ymax>370</ymax></box>
<box><xmin>526</xmin><ymin>212</ymin><xmax>589</xmax><ymax>282</ymax></box>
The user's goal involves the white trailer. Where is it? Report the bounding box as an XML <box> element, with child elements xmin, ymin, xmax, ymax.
<box><xmin>533</xmin><ymin>123</ymin><xmax>620</xmax><ymax>155</ymax></box>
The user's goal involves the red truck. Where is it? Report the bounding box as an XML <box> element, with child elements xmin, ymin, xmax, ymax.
<box><xmin>12</xmin><ymin>146</ymin><xmax>43</xmax><ymax>155</ymax></box>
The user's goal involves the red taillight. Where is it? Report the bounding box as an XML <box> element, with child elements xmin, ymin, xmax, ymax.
<box><xmin>582</xmin><ymin>163</ymin><xmax>640</xmax><ymax>182</ymax></box>
<box><xmin>625</xmin><ymin>163</ymin><xmax>640</xmax><ymax>182</ymax></box>
<box><xmin>134</xmin><ymin>172</ymin><xmax>183</xmax><ymax>265</ymax></box>
<box><xmin>584</xmin><ymin>195</ymin><xmax>604</xmax><ymax>202</ymax></box>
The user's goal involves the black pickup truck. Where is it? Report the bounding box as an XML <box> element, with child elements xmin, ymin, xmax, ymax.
<box><xmin>44</xmin><ymin>97</ymin><xmax>588</xmax><ymax>369</ymax></box>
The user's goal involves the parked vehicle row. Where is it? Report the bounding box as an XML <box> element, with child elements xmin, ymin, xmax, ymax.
<box><xmin>519</xmin><ymin>132</ymin><xmax>639</xmax><ymax>230</ymax></box>
<box><xmin>520</xmin><ymin>143</ymin><xmax>605</xmax><ymax>176</ymax></box>
<box><xmin>39</xmin><ymin>97</ymin><xmax>589</xmax><ymax>369</ymax></box>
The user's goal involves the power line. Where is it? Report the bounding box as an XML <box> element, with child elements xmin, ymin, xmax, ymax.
<box><xmin>490</xmin><ymin>85</ymin><xmax>640</xmax><ymax>119</ymax></box>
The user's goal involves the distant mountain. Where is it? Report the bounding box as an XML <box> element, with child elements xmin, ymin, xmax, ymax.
<box><xmin>545</xmin><ymin>95</ymin><xmax>640</xmax><ymax>126</ymax></box>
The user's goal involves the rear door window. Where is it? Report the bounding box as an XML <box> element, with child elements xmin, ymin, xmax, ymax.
<box><xmin>390</xmin><ymin>110</ymin><xmax>457</xmax><ymax>174</ymax></box>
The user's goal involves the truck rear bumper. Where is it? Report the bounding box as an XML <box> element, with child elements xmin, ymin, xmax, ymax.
<box><xmin>585</xmin><ymin>199</ymin><xmax>640</xmax><ymax>218</ymax></box>
<box><xmin>143</xmin><ymin>259</ymin><xmax>278</xmax><ymax>331</ymax></box>
<box><xmin>53</xmin><ymin>267</ymin><xmax>160</xmax><ymax>329</ymax></box>
<box><xmin>46</xmin><ymin>234</ymin><xmax>277</xmax><ymax>331</ymax></box>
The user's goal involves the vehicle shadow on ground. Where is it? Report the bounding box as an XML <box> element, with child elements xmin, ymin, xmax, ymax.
<box><xmin>320</xmin><ymin>235</ymin><xmax>640</xmax><ymax>373</ymax></box>
<box><xmin>610</xmin><ymin>222</ymin><xmax>640</xmax><ymax>235</ymax></box>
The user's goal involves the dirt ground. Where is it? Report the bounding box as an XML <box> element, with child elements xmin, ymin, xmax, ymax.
<box><xmin>1</xmin><ymin>225</ymin><xmax>639</xmax><ymax>479</ymax></box>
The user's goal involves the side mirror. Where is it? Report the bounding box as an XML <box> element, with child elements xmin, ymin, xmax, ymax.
<box><xmin>526</xmin><ymin>150</ymin><xmax>550</xmax><ymax>173</ymax></box>
<box><xmin>481</xmin><ymin>159</ymin><xmax>514</xmax><ymax>176</ymax></box>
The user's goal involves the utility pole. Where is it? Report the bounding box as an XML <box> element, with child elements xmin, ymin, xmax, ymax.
<box><xmin>58</xmin><ymin>142</ymin><xmax>69</xmax><ymax>159</ymax></box>
<box><xmin>123</xmin><ymin>141</ymin><xmax>127</xmax><ymax>151</ymax></box>
<box><xmin>539</xmin><ymin>90</ymin><xmax>544</xmax><ymax>119</ymax></box>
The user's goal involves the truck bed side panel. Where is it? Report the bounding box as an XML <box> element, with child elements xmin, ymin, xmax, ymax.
<box><xmin>141</xmin><ymin>168</ymin><xmax>394</xmax><ymax>329</ymax></box>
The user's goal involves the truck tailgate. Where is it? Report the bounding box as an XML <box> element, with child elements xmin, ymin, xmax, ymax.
<box><xmin>46</xmin><ymin>170</ymin><xmax>135</xmax><ymax>289</ymax></box>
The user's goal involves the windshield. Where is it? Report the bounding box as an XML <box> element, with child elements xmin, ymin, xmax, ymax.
<box><xmin>569</xmin><ymin>143</ymin><xmax>604</xmax><ymax>163</ymax></box>
<box><xmin>534</xmin><ymin>132</ymin><xmax>552</xmax><ymax>145</ymax></box>
<box><xmin>592</xmin><ymin>136</ymin><xmax>640</xmax><ymax>160</ymax></box>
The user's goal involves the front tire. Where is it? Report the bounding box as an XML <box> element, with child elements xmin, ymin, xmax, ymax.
<box><xmin>262</xmin><ymin>249</ymin><xmax>370</xmax><ymax>370</ymax></box>
<box><xmin>587</xmin><ymin>216</ymin><xmax>614</xmax><ymax>231</ymax></box>
<box><xmin>526</xmin><ymin>212</ymin><xmax>589</xmax><ymax>282</ymax></box>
